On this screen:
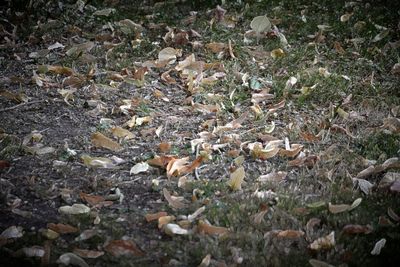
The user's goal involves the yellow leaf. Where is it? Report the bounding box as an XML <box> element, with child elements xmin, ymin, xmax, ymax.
<box><xmin>271</xmin><ymin>48</ymin><xmax>285</xmax><ymax>59</ymax></box>
<box><xmin>227</xmin><ymin>166</ymin><xmax>245</xmax><ymax>190</ymax></box>
<box><xmin>91</xmin><ymin>132</ymin><xmax>122</xmax><ymax>151</ymax></box>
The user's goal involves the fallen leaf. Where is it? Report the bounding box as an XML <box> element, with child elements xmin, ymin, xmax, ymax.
<box><xmin>372</xmin><ymin>29</ymin><xmax>389</xmax><ymax>43</ymax></box>
<box><xmin>91</xmin><ymin>132</ymin><xmax>122</xmax><ymax>151</ymax></box>
<box><xmin>47</xmin><ymin>223</ymin><xmax>78</xmax><ymax>234</ymax></box>
<box><xmin>145</xmin><ymin>211</ymin><xmax>168</xmax><ymax>222</ymax></box>
<box><xmin>250</xmin><ymin>15</ymin><xmax>271</xmax><ymax>34</ymax></box>
<box><xmin>227</xmin><ymin>166</ymin><xmax>245</xmax><ymax>190</ymax></box>
<box><xmin>253</xmin><ymin>209</ymin><xmax>269</xmax><ymax>224</ymax></box>
<box><xmin>159</xmin><ymin>142</ymin><xmax>171</xmax><ymax>153</ymax></box>
<box><xmin>163</xmin><ymin>188</ymin><xmax>187</xmax><ymax>209</ymax></box>
<box><xmin>310</xmin><ymin>231</ymin><xmax>335</xmax><ymax>250</ymax></box>
<box><xmin>158</xmin><ymin>215</ymin><xmax>176</xmax><ymax>229</ymax></box>
<box><xmin>249</xmin><ymin>142</ymin><xmax>281</xmax><ymax>160</ymax></box>
<box><xmin>147</xmin><ymin>155</ymin><xmax>175</xmax><ymax>168</ymax></box>
<box><xmin>309</xmin><ymin>259</ymin><xmax>335</xmax><ymax>267</ymax></box>
<box><xmin>340</xmin><ymin>13</ymin><xmax>353</xmax><ymax>22</ymax></box>
<box><xmin>199</xmin><ymin>254</ymin><xmax>212</xmax><ymax>267</ymax></box>
<box><xmin>342</xmin><ymin>224</ymin><xmax>373</xmax><ymax>235</ymax></box>
<box><xmin>371</xmin><ymin>238</ymin><xmax>386</xmax><ymax>255</ymax></box>
<box><xmin>166</xmin><ymin>156</ymin><xmax>202</xmax><ymax>178</ymax></box>
<box><xmin>158</xmin><ymin>47</ymin><xmax>181</xmax><ymax>65</ymax></box>
<box><xmin>73</xmin><ymin>248</ymin><xmax>104</xmax><ymax>259</ymax></box>
<box><xmin>104</xmin><ymin>240</ymin><xmax>145</xmax><ymax>257</ymax></box>
<box><xmin>93</xmin><ymin>8</ymin><xmax>116</xmax><ymax>17</ymax></box>
<box><xmin>81</xmin><ymin>154</ymin><xmax>117</xmax><ymax>168</ymax></box>
<box><xmin>130</xmin><ymin>162</ymin><xmax>150</xmax><ymax>175</ymax></box>
<box><xmin>58</xmin><ymin>253</ymin><xmax>89</xmax><ymax>267</ymax></box>
<box><xmin>197</xmin><ymin>220</ymin><xmax>229</xmax><ymax>235</ymax></box>
<box><xmin>47</xmin><ymin>65</ymin><xmax>74</xmax><ymax>76</ymax></box>
<box><xmin>387</xmin><ymin>207</ymin><xmax>400</xmax><ymax>222</ymax></box>
<box><xmin>111</xmin><ymin>126</ymin><xmax>134</xmax><ymax>140</ymax></box>
<box><xmin>79</xmin><ymin>192</ymin><xmax>105</xmax><ymax>206</ymax></box>
<box><xmin>279</xmin><ymin>144</ymin><xmax>303</xmax><ymax>158</ymax></box>
<box><xmin>13</xmin><ymin>246</ymin><xmax>45</xmax><ymax>258</ymax></box>
<box><xmin>271</xmin><ymin>48</ymin><xmax>285</xmax><ymax>59</ymax></box>
<box><xmin>59</xmin><ymin>204</ymin><xmax>90</xmax><ymax>215</ymax></box>
<box><xmin>258</xmin><ymin>171</ymin><xmax>287</xmax><ymax>183</ymax></box>
<box><xmin>277</xmin><ymin>230</ymin><xmax>305</xmax><ymax>238</ymax></box>
<box><xmin>164</xmin><ymin>223</ymin><xmax>190</xmax><ymax>236</ymax></box>
<box><xmin>0</xmin><ymin>226</ymin><xmax>23</xmax><ymax>239</ymax></box>
<box><xmin>188</xmin><ymin>206</ymin><xmax>206</xmax><ymax>222</ymax></box>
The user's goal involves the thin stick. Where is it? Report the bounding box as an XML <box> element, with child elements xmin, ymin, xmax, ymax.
<box><xmin>0</xmin><ymin>100</ymin><xmax>45</xmax><ymax>112</ymax></box>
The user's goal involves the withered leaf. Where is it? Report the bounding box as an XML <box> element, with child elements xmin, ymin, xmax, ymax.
<box><xmin>91</xmin><ymin>132</ymin><xmax>122</xmax><ymax>151</ymax></box>
<box><xmin>104</xmin><ymin>240</ymin><xmax>145</xmax><ymax>257</ymax></box>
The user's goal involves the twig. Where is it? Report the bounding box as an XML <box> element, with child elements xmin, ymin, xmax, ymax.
<box><xmin>0</xmin><ymin>100</ymin><xmax>45</xmax><ymax>112</ymax></box>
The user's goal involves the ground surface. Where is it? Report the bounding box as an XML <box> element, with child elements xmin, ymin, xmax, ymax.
<box><xmin>0</xmin><ymin>0</ymin><xmax>400</xmax><ymax>266</ymax></box>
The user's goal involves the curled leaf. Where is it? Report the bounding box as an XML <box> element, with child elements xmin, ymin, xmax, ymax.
<box><xmin>227</xmin><ymin>166</ymin><xmax>245</xmax><ymax>191</ymax></box>
<box><xmin>163</xmin><ymin>223</ymin><xmax>190</xmax><ymax>236</ymax></box>
<box><xmin>310</xmin><ymin>231</ymin><xmax>335</xmax><ymax>250</ymax></box>
<box><xmin>163</xmin><ymin>188</ymin><xmax>187</xmax><ymax>209</ymax></box>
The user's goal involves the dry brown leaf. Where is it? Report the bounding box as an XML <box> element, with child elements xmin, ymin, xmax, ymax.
<box><xmin>62</xmin><ymin>75</ymin><xmax>86</xmax><ymax>88</ymax></box>
<box><xmin>47</xmin><ymin>223</ymin><xmax>78</xmax><ymax>234</ymax></box>
<box><xmin>288</xmin><ymin>155</ymin><xmax>319</xmax><ymax>167</ymax></box>
<box><xmin>205</xmin><ymin>42</ymin><xmax>227</xmax><ymax>53</ymax></box>
<box><xmin>73</xmin><ymin>248</ymin><xmax>104</xmax><ymax>259</ymax></box>
<box><xmin>328</xmin><ymin>203</ymin><xmax>351</xmax><ymax>214</ymax></box>
<box><xmin>104</xmin><ymin>240</ymin><xmax>145</xmax><ymax>257</ymax></box>
<box><xmin>197</xmin><ymin>220</ymin><xmax>229</xmax><ymax>235</ymax></box>
<box><xmin>79</xmin><ymin>192</ymin><xmax>105</xmax><ymax>206</ymax></box>
<box><xmin>163</xmin><ymin>188</ymin><xmax>187</xmax><ymax>209</ymax></box>
<box><xmin>111</xmin><ymin>126</ymin><xmax>134</xmax><ymax>140</ymax></box>
<box><xmin>147</xmin><ymin>155</ymin><xmax>176</xmax><ymax>168</ymax></box>
<box><xmin>342</xmin><ymin>224</ymin><xmax>373</xmax><ymax>235</ymax></box>
<box><xmin>160</xmin><ymin>70</ymin><xmax>176</xmax><ymax>85</ymax></box>
<box><xmin>277</xmin><ymin>230</ymin><xmax>305</xmax><ymax>238</ymax></box>
<box><xmin>145</xmin><ymin>211</ymin><xmax>168</xmax><ymax>222</ymax></box>
<box><xmin>267</xmin><ymin>99</ymin><xmax>286</xmax><ymax>113</ymax></box>
<box><xmin>166</xmin><ymin>156</ymin><xmax>203</xmax><ymax>178</ymax></box>
<box><xmin>251</xmin><ymin>89</ymin><xmax>274</xmax><ymax>104</ymax></box>
<box><xmin>300</xmin><ymin>131</ymin><xmax>321</xmax><ymax>142</ymax></box>
<box><xmin>159</xmin><ymin>142</ymin><xmax>171</xmax><ymax>153</ymax></box>
<box><xmin>279</xmin><ymin>144</ymin><xmax>303</xmax><ymax>158</ymax></box>
<box><xmin>91</xmin><ymin>132</ymin><xmax>122</xmax><ymax>151</ymax></box>
<box><xmin>333</xmin><ymin>41</ymin><xmax>345</xmax><ymax>54</ymax></box>
<box><xmin>46</xmin><ymin>65</ymin><xmax>74</xmax><ymax>76</ymax></box>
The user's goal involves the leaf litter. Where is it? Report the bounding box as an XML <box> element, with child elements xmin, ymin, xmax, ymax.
<box><xmin>0</xmin><ymin>0</ymin><xmax>399</xmax><ymax>266</ymax></box>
